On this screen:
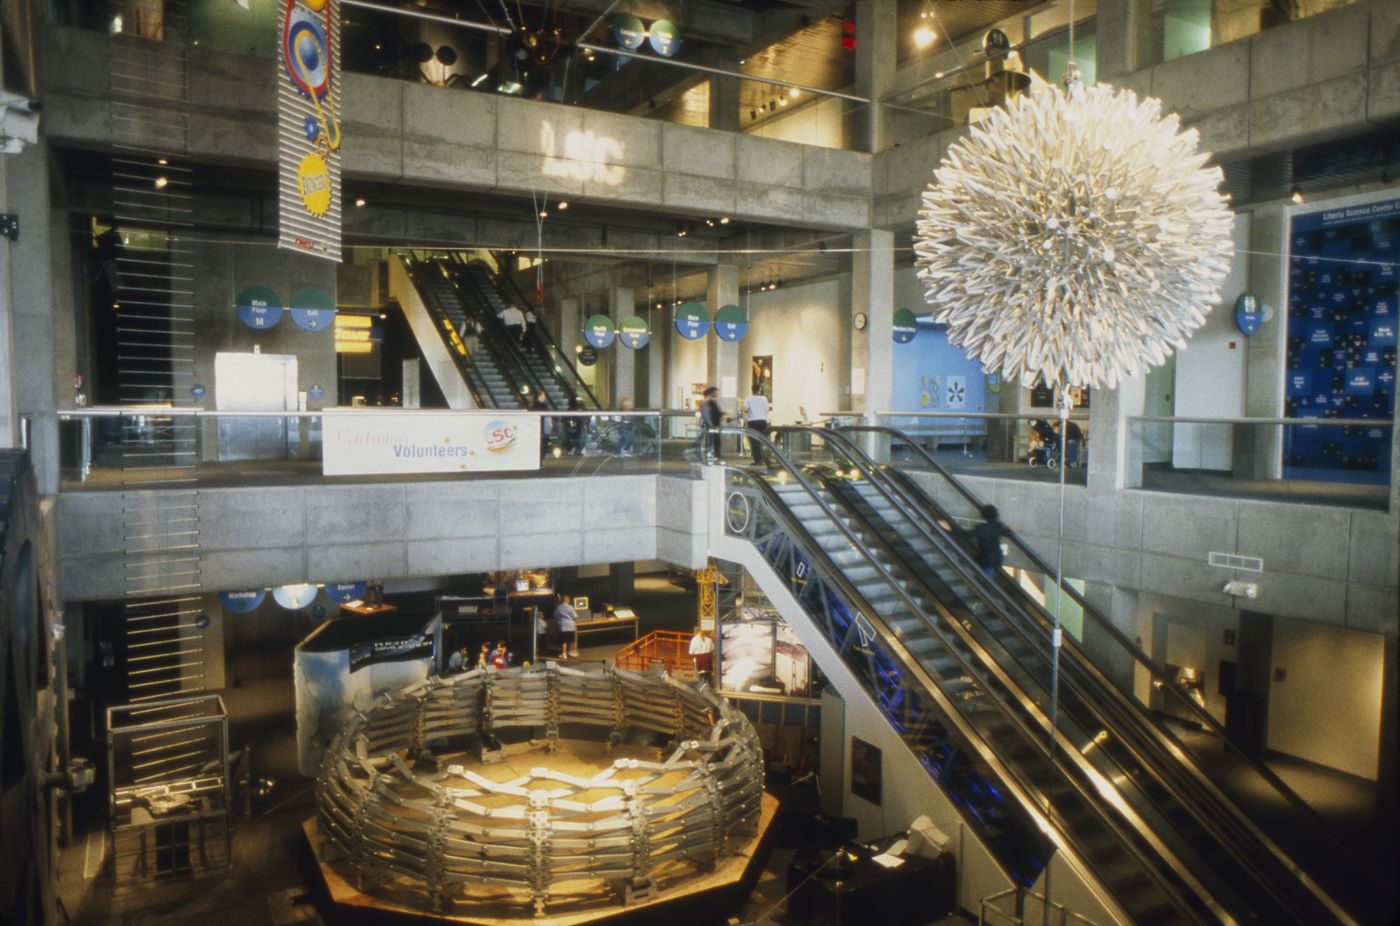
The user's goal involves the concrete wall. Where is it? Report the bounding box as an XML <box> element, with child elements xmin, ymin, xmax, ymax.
<box><xmin>740</xmin><ymin>277</ymin><xmax>852</xmax><ymax>423</ymax></box>
<box><xmin>913</xmin><ymin>473</ymin><xmax>1399</xmax><ymax>633</ymax></box>
<box><xmin>41</xmin><ymin>27</ymin><xmax>873</xmax><ymax>233</ymax></box>
<box><xmin>56</xmin><ymin>474</ymin><xmax>708</xmax><ymax>602</ymax></box>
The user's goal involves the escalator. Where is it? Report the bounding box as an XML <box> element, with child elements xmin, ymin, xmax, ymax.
<box><xmin>449</xmin><ymin>255</ymin><xmax>599</xmax><ymax>410</ymax></box>
<box><xmin>720</xmin><ymin>426</ymin><xmax>1381</xmax><ymax>926</ymax></box>
<box><xmin>396</xmin><ymin>254</ymin><xmax>526</xmax><ymax>409</ymax></box>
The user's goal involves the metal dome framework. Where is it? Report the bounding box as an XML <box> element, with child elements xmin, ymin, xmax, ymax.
<box><xmin>315</xmin><ymin>664</ymin><xmax>764</xmax><ymax>917</ymax></box>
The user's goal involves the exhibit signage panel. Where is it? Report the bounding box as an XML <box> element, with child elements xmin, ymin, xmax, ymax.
<box><xmin>322</xmin><ymin>412</ymin><xmax>541</xmax><ymax>476</ymax></box>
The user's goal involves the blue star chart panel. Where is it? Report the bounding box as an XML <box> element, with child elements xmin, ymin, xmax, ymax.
<box><xmin>1286</xmin><ymin>199</ymin><xmax>1398</xmax><ymax>484</ymax></box>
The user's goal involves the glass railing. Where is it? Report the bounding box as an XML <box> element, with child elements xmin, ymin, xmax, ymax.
<box><xmin>1149</xmin><ymin>0</ymin><xmax>1360</xmax><ymax>67</ymax></box>
<box><xmin>55</xmin><ymin>407</ymin><xmax>702</xmax><ymax>489</ymax></box>
<box><xmin>69</xmin><ymin>2</ymin><xmax>871</xmax><ymax>151</ymax></box>
<box><xmin>1127</xmin><ymin>415</ymin><xmax>1393</xmax><ymax>510</ymax></box>
<box><xmin>820</xmin><ymin>411</ymin><xmax>1090</xmax><ymax>486</ymax></box>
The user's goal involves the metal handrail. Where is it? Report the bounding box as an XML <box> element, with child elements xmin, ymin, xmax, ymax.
<box><xmin>56</xmin><ymin>407</ymin><xmax>695</xmax><ymax>419</ymax></box>
<box><xmin>840</xmin><ymin>422</ymin><xmax>1384</xmax><ymax>905</ymax></box>
<box><xmin>1129</xmin><ymin>414</ymin><xmax>1391</xmax><ymax>427</ymax></box>
<box><xmin>487</xmin><ymin>253</ymin><xmax>602</xmax><ymax>410</ymax></box>
<box><xmin>724</xmin><ymin>427</ymin><xmax>1220</xmax><ymax>926</ymax></box>
<box><xmin>802</xmin><ymin>425</ymin><xmax>1359</xmax><ymax>924</ymax></box>
<box><xmin>821</xmin><ymin>410</ymin><xmax>1090</xmax><ymax>421</ymax></box>
<box><xmin>399</xmin><ymin>254</ymin><xmax>494</xmax><ymax>408</ymax></box>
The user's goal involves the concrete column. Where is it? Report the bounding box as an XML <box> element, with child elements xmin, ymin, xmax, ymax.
<box><xmin>1095</xmin><ymin>0</ymin><xmax>1154</xmax><ymax>81</ymax></box>
<box><xmin>854</xmin><ymin>0</ymin><xmax>896</xmax><ymax>153</ymax></box>
<box><xmin>706</xmin><ymin>265</ymin><xmax>740</xmax><ymax>418</ymax></box>
<box><xmin>646</xmin><ymin>314</ymin><xmax>665</xmax><ymax>409</ymax></box>
<box><xmin>708</xmin><ymin>69</ymin><xmax>742</xmax><ymax>133</ymax></box>
<box><xmin>1081</xmin><ymin>583</ymin><xmax>1141</xmax><ymax>698</ymax></box>
<box><xmin>0</xmin><ymin>143</ymin><xmax>16</xmax><ymax>449</ymax></box>
<box><xmin>1242</xmin><ymin>206</ymin><xmax>1288</xmax><ymax>480</ymax></box>
<box><xmin>4</xmin><ymin>140</ymin><xmax>58</xmax><ymax>491</ymax></box>
<box><xmin>608</xmin><ymin>561</ymin><xmax>635</xmax><ymax>606</ymax></box>
<box><xmin>557</xmin><ymin>297</ymin><xmax>580</xmax><ymax>365</ymax></box>
<box><xmin>609</xmin><ymin>281</ymin><xmax>635</xmax><ymax>410</ymax></box>
<box><xmin>852</xmin><ymin>229</ymin><xmax>894</xmax><ymax>417</ymax></box>
<box><xmin>1087</xmin><ymin>373</ymin><xmax>1146</xmax><ymax>492</ymax></box>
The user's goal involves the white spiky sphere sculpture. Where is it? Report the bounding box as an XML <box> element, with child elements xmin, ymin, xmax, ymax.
<box><xmin>913</xmin><ymin>80</ymin><xmax>1235</xmax><ymax>390</ymax></box>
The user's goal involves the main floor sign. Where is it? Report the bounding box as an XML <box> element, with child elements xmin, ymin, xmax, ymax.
<box><xmin>322</xmin><ymin>411</ymin><xmax>541</xmax><ymax>476</ymax></box>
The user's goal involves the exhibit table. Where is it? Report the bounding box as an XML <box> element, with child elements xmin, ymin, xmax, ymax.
<box><xmin>575</xmin><ymin>611</ymin><xmax>640</xmax><ymax>642</ymax></box>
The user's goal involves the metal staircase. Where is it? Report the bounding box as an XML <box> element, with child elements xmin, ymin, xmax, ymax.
<box><xmin>720</xmin><ymin>425</ymin><xmax>1378</xmax><ymax>926</ymax></box>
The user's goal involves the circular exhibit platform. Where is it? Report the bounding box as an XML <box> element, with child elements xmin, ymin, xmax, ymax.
<box><xmin>307</xmin><ymin>665</ymin><xmax>771</xmax><ymax>923</ymax></box>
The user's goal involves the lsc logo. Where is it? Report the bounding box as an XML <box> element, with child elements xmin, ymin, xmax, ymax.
<box><xmin>485</xmin><ymin>421</ymin><xmax>517</xmax><ymax>452</ymax></box>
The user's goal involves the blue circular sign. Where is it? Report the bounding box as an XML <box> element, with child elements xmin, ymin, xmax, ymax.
<box><xmin>308</xmin><ymin>384</ymin><xmax>324</xmax><ymax>401</ymax></box>
<box><xmin>893</xmin><ymin>308</ymin><xmax>918</xmax><ymax>344</ymax></box>
<box><xmin>236</xmin><ymin>285</ymin><xmax>282</xmax><ymax>330</ymax></box>
<box><xmin>583</xmin><ymin>314</ymin><xmax>616</xmax><ymax>349</ymax></box>
<box><xmin>191</xmin><ymin>384</ymin><xmax>206</xmax><ymax>400</ymax></box>
<box><xmin>648</xmin><ymin>20</ymin><xmax>681</xmax><ymax>57</ymax></box>
<box><xmin>714</xmin><ymin>304</ymin><xmax>748</xmax><ymax>342</ymax></box>
<box><xmin>327</xmin><ymin>581</ymin><xmax>368</xmax><ymax>604</ymax></box>
<box><xmin>611</xmin><ymin>13</ymin><xmax>647</xmax><ymax>50</ymax></box>
<box><xmin>674</xmin><ymin>302</ymin><xmax>711</xmax><ymax>340</ymax></box>
<box><xmin>290</xmin><ymin>287</ymin><xmax>335</xmax><ymax>331</ymax></box>
<box><xmin>1234</xmin><ymin>292</ymin><xmax>1263</xmax><ymax>336</ymax></box>
<box><xmin>219</xmin><ymin>589</ymin><xmax>266</xmax><ymax>613</ymax></box>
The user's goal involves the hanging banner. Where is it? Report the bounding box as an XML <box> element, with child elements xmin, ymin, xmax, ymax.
<box><xmin>583</xmin><ymin>314</ymin><xmax>616</xmax><ymax>349</ymax></box>
<box><xmin>279</xmin><ymin>0</ymin><xmax>342</xmax><ymax>262</ymax></box>
<box><xmin>220</xmin><ymin>589</ymin><xmax>266</xmax><ymax>613</ymax></box>
<box><xmin>618</xmin><ymin>315</ymin><xmax>649</xmax><ymax>349</ymax></box>
<box><xmin>892</xmin><ymin>307</ymin><xmax>918</xmax><ymax>344</ymax></box>
<box><xmin>648</xmin><ymin>20</ymin><xmax>680</xmax><ymax>57</ymax></box>
<box><xmin>675</xmin><ymin>302</ymin><xmax>710</xmax><ymax>340</ymax></box>
<box><xmin>236</xmin><ymin>285</ymin><xmax>283</xmax><ymax>329</ymax></box>
<box><xmin>714</xmin><ymin>304</ymin><xmax>748</xmax><ymax>341</ymax></box>
<box><xmin>273</xmin><ymin>583</ymin><xmax>319</xmax><ymax>610</ymax></box>
<box><xmin>321</xmin><ymin>411</ymin><xmax>541</xmax><ymax>475</ymax></box>
<box><xmin>290</xmin><ymin>286</ymin><xmax>335</xmax><ymax>330</ymax></box>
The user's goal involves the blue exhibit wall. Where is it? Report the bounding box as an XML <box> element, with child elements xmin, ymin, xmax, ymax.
<box><xmin>1284</xmin><ymin>196</ymin><xmax>1398</xmax><ymax>484</ymax></box>
<box><xmin>889</xmin><ymin>320</ymin><xmax>987</xmax><ymax>414</ymax></box>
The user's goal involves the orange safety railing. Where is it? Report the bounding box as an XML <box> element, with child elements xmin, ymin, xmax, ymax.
<box><xmin>613</xmin><ymin>630</ymin><xmax>695</xmax><ymax>679</ymax></box>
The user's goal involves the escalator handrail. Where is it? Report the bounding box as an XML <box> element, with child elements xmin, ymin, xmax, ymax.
<box><xmin>796</xmin><ymin>425</ymin><xmax>1361</xmax><ymax>925</ymax></box>
<box><xmin>838</xmin><ymin>422</ymin><xmax>1384</xmax><ymax>901</ymax></box>
<box><xmin>398</xmin><ymin>255</ymin><xmax>492</xmax><ymax>408</ymax></box>
<box><xmin>486</xmin><ymin>254</ymin><xmax>602</xmax><ymax>410</ymax></box>
<box><xmin>437</xmin><ymin>258</ymin><xmax>537</xmax><ymax>406</ymax></box>
<box><xmin>723</xmin><ymin>427</ymin><xmax>1226</xmax><ymax>926</ymax></box>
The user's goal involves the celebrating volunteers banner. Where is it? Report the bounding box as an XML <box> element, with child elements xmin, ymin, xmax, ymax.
<box><xmin>322</xmin><ymin>412</ymin><xmax>540</xmax><ymax>476</ymax></box>
<box><xmin>279</xmin><ymin>0</ymin><xmax>342</xmax><ymax>262</ymax></box>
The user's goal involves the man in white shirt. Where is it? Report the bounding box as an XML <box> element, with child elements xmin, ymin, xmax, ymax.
<box><xmin>742</xmin><ymin>383</ymin><xmax>770</xmax><ymax>466</ymax></box>
<box><xmin>498</xmin><ymin>304</ymin><xmax>526</xmax><ymax>343</ymax></box>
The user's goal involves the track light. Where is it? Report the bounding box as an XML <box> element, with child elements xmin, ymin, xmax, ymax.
<box><xmin>557</xmin><ymin>200</ymin><xmax>569</xmax><ymax>210</ymax></box>
<box><xmin>1290</xmin><ymin>187</ymin><xmax>1304</xmax><ymax>204</ymax></box>
<box><xmin>914</xmin><ymin>26</ymin><xmax>936</xmax><ymax>49</ymax></box>
<box><xmin>354</xmin><ymin>197</ymin><xmax>367</xmax><ymax>207</ymax></box>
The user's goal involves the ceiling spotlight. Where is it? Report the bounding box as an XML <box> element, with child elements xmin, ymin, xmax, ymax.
<box><xmin>1290</xmin><ymin>187</ymin><xmax>1304</xmax><ymax>204</ymax></box>
<box><xmin>378</xmin><ymin>312</ymin><xmax>388</xmax><ymax>320</ymax></box>
<box><xmin>470</xmin><ymin>72</ymin><xmax>489</xmax><ymax>87</ymax></box>
<box><xmin>677</xmin><ymin>228</ymin><xmax>688</xmax><ymax>238</ymax></box>
<box><xmin>719</xmin><ymin>216</ymin><xmax>730</xmax><ymax>225</ymax></box>
<box><xmin>914</xmin><ymin>26</ymin><xmax>936</xmax><ymax>49</ymax></box>
<box><xmin>779</xmin><ymin>97</ymin><xmax>788</xmax><ymax>107</ymax></box>
<box><xmin>153</xmin><ymin>176</ymin><xmax>168</xmax><ymax>190</ymax></box>
<box><xmin>539</xmin><ymin>210</ymin><xmax>549</xmax><ymax>218</ymax></box>
<box><xmin>157</xmin><ymin>158</ymin><xmax>168</xmax><ymax>166</ymax></box>
<box><xmin>354</xmin><ymin>197</ymin><xmax>367</xmax><ymax>207</ymax></box>
<box><xmin>705</xmin><ymin>218</ymin><xmax>715</xmax><ymax>227</ymax></box>
<box><xmin>557</xmin><ymin>200</ymin><xmax>569</xmax><ymax>210</ymax></box>
<box><xmin>789</xmin><ymin>87</ymin><xmax>800</xmax><ymax>99</ymax></box>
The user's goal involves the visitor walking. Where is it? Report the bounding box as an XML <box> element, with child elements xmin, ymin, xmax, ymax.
<box><xmin>553</xmin><ymin>593</ymin><xmax>579</xmax><ymax>658</ymax></box>
<box><xmin>742</xmin><ymin>382</ymin><xmax>770</xmax><ymax>466</ymax></box>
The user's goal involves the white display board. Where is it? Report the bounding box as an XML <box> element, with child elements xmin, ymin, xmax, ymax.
<box><xmin>321</xmin><ymin>411</ymin><xmax>540</xmax><ymax>476</ymax></box>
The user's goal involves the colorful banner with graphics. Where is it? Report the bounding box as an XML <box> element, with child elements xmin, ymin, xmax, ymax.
<box><xmin>714</xmin><ymin>304</ymin><xmax>748</xmax><ymax>341</ymax></box>
<box><xmin>618</xmin><ymin>315</ymin><xmax>649</xmax><ymax>349</ymax></box>
<box><xmin>583</xmin><ymin>314</ymin><xmax>616</xmax><ymax>349</ymax></box>
<box><xmin>349</xmin><ymin>630</ymin><xmax>434</xmax><ymax>673</ymax></box>
<box><xmin>675</xmin><ymin>302</ymin><xmax>710</xmax><ymax>339</ymax></box>
<box><xmin>892</xmin><ymin>308</ymin><xmax>918</xmax><ymax>343</ymax></box>
<box><xmin>1285</xmin><ymin>196</ymin><xmax>1398</xmax><ymax>483</ymax></box>
<box><xmin>290</xmin><ymin>286</ymin><xmax>335</xmax><ymax>330</ymax></box>
<box><xmin>322</xmin><ymin>411</ymin><xmax>541</xmax><ymax>476</ymax></box>
<box><xmin>279</xmin><ymin>0</ymin><xmax>342</xmax><ymax>262</ymax></box>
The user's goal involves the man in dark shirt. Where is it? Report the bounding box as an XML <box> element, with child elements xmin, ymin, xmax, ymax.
<box><xmin>966</xmin><ymin>504</ymin><xmax>1013</xmax><ymax>579</ymax></box>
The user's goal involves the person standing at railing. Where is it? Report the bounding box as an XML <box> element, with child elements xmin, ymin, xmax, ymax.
<box><xmin>700</xmin><ymin>386</ymin><xmax>724</xmax><ymax>464</ymax></box>
<box><xmin>532</xmin><ymin>389</ymin><xmax>552</xmax><ymax>460</ymax></box>
<box><xmin>617</xmin><ymin>395</ymin><xmax>636</xmax><ymax>457</ymax></box>
<box><xmin>742</xmin><ymin>382</ymin><xmax>770</xmax><ymax>466</ymax></box>
<box><xmin>689</xmin><ymin>625</ymin><xmax>714</xmax><ymax>677</ymax></box>
<box><xmin>553</xmin><ymin>593</ymin><xmax>578</xmax><ymax>658</ymax></box>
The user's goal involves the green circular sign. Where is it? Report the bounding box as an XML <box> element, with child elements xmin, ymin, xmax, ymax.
<box><xmin>648</xmin><ymin>19</ymin><xmax>681</xmax><ymax>57</ymax></box>
<box><xmin>583</xmin><ymin>314</ymin><xmax>615</xmax><ymax>348</ymax></box>
<box><xmin>618</xmin><ymin>315</ymin><xmax>650</xmax><ymax>349</ymax></box>
<box><xmin>235</xmin><ymin>285</ymin><xmax>282</xmax><ymax>329</ymax></box>
<box><xmin>611</xmin><ymin>13</ymin><xmax>647</xmax><ymax>50</ymax></box>
<box><xmin>714</xmin><ymin>304</ymin><xmax>748</xmax><ymax>341</ymax></box>
<box><xmin>893</xmin><ymin>307</ymin><xmax>918</xmax><ymax>344</ymax></box>
<box><xmin>674</xmin><ymin>302</ymin><xmax>710</xmax><ymax>339</ymax></box>
<box><xmin>290</xmin><ymin>286</ymin><xmax>335</xmax><ymax>331</ymax></box>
